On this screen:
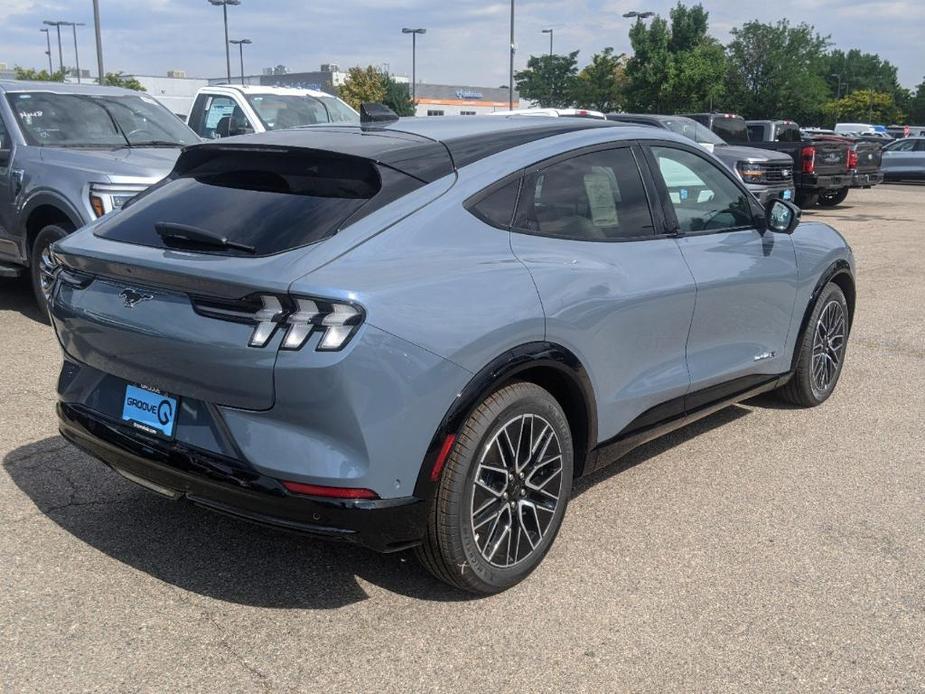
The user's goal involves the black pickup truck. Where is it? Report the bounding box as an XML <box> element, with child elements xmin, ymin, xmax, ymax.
<box><xmin>743</xmin><ymin>119</ymin><xmax>853</xmax><ymax>207</ymax></box>
<box><xmin>800</xmin><ymin>129</ymin><xmax>883</xmax><ymax>205</ymax></box>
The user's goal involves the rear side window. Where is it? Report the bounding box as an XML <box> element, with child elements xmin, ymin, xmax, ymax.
<box><xmin>513</xmin><ymin>148</ymin><xmax>654</xmax><ymax>241</ymax></box>
<box><xmin>746</xmin><ymin>125</ymin><xmax>763</xmax><ymax>141</ymax></box>
<box><xmin>711</xmin><ymin>117</ymin><xmax>749</xmax><ymax>144</ymax></box>
<box><xmin>467</xmin><ymin>178</ymin><xmax>520</xmax><ymax>228</ymax></box>
<box><xmin>94</xmin><ymin>148</ymin><xmax>402</xmax><ymax>256</ymax></box>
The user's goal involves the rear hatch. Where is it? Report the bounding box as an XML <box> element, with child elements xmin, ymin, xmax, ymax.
<box><xmin>51</xmin><ymin>134</ymin><xmax>454</xmax><ymax>410</ymax></box>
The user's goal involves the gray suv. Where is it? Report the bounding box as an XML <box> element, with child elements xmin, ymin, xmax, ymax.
<box><xmin>0</xmin><ymin>80</ymin><xmax>198</xmax><ymax>312</ymax></box>
<box><xmin>50</xmin><ymin>116</ymin><xmax>854</xmax><ymax>594</ymax></box>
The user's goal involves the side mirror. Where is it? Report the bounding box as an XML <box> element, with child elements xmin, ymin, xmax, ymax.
<box><xmin>765</xmin><ymin>199</ymin><xmax>801</xmax><ymax>234</ymax></box>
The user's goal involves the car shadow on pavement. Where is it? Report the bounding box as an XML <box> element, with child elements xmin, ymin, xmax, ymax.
<box><xmin>5</xmin><ymin>405</ymin><xmax>753</xmax><ymax>608</ymax></box>
<box><xmin>0</xmin><ymin>276</ymin><xmax>47</xmax><ymax>324</ymax></box>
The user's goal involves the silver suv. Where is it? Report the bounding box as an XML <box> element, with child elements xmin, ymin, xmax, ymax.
<box><xmin>0</xmin><ymin>80</ymin><xmax>199</xmax><ymax>313</ymax></box>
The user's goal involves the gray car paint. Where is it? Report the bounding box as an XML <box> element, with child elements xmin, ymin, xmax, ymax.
<box><xmin>0</xmin><ymin>80</ymin><xmax>194</xmax><ymax>265</ymax></box>
<box><xmin>51</xmin><ymin>118</ymin><xmax>854</xmax><ymax>499</ymax></box>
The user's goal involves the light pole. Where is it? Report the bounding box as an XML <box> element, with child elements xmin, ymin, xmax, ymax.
<box><xmin>92</xmin><ymin>0</ymin><xmax>104</xmax><ymax>84</ymax></box>
<box><xmin>508</xmin><ymin>0</ymin><xmax>515</xmax><ymax>110</ymax></box>
<box><xmin>229</xmin><ymin>39</ymin><xmax>251</xmax><ymax>84</ymax></box>
<box><xmin>208</xmin><ymin>0</ymin><xmax>241</xmax><ymax>83</ymax></box>
<box><xmin>541</xmin><ymin>28</ymin><xmax>553</xmax><ymax>56</ymax></box>
<box><xmin>40</xmin><ymin>28</ymin><xmax>53</xmax><ymax>74</ymax></box>
<box><xmin>62</xmin><ymin>22</ymin><xmax>86</xmax><ymax>83</ymax></box>
<box><xmin>43</xmin><ymin>21</ymin><xmax>65</xmax><ymax>74</ymax></box>
<box><xmin>830</xmin><ymin>73</ymin><xmax>843</xmax><ymax>99</ymax></box>
<box><xmin>401</xmin><ymin>28</ymin><xmax>426</xmax><ymax>104</ymax></box>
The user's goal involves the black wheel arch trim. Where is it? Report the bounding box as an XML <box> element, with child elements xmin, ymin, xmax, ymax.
<box><xmin>19</xmin><ymin>191</ymin><xmax>84</xmax><ymax>258</ymax></box>
<box><xmin>412</xmin><ymin>341</ymin><xmax>598</xmax><ymax>500</ymax></box>
<box><xmin>790</xmin><ymin>259</ymin><xmax>854</xmax><ymax>372</ymax></box>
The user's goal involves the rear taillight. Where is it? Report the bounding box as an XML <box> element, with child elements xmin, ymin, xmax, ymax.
<box><xmin>847</xmin><ymin>148</ymin><xmax>858</xmax><ymax>170</ymax></box>
<box><xmin>193</xmin><ymin>293</ymin><xmax>365</xmax><ymax>352</ymax></box>
<box><xmin>801</xmin><ymin>145</ymin><xmax>816</xmax><ymax>174</ymax></box>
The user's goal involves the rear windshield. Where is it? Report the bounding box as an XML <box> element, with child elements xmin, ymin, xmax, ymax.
<box><xmin>660</xmin><ymin>117</ymin><xmax>725</xmax><ymax>145</ymax></box>
<box><xmin>776</xmin><ymin>124</ymin><xmax>802</xmax><ymax>142</ymax></box>
<box><xmin>710</xmin><ymin>116</ymin><xmax>749</xmax><ymax>144</ymax></box>
<box><xmin>94</xmin><ymin>148</ymin><xmax>396</xmax><ymax>256</ymax></box>
<box><xmin>244</xmin><ymin>93</ymin><xmax>358</xmax><ymax>129</ymax></box>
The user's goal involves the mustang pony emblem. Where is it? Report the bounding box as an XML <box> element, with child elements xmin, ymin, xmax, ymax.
<box><xmin>120</xmin><ymin>288</ymin><xmax>153</xmax><ymax>308</ymax></box>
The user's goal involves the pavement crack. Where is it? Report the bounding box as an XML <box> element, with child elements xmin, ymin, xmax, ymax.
<box><xmin>202</xmin><ymin>611</ymin><xmax>271</xmax><ymax>692</ymax></box>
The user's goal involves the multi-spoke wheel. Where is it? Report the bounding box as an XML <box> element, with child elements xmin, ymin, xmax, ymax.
<box><xmin>778</xmin><ymin>282</ymin><xmax>850</xmax><ymax>407</ymax></box>
<box><xmin>417</xmin><ymin>382</ymin><xmax>573</xmax><ymax>594</ymax></box>
<box><xmin>30</xmin><ymin>223</ymin><xmax>71</xmax><ymax>320</ymax></box>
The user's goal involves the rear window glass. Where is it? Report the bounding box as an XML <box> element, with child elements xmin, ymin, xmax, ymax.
<box><xmin>776</xmin><ymin>124</ymin><xmax>802</xmax><ymax>142</ymax></box>
<box><xmin>94</xmin><ymin>149</ymin><xmax>390</xmax><ymax>256</ymax></box>
<box><xmin>711</xmin><ymin>117</ymin><xmax>749</xmax><ymax>144</ymax></box>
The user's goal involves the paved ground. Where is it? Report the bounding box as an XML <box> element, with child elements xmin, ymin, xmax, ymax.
<box><xmin>1</xmin><ymin>184</ymin><xmax>923</xmax><ymax>692</ymax></box>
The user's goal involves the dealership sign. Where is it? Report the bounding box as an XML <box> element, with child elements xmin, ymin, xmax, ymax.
<box><xmin>456</xmin><ymin>89</ymin><xmax>483</xmax><ymax>100</ymax></box>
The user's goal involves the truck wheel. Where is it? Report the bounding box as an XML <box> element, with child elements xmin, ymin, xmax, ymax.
<box><xmin>817</xmin><ymin>187</ymin><xmax>849</xmax><ymax>207</ymax></box>
<box><xmin>416</xmin><ymin>382</ymin><xmax>574</xmax><ymax>594</ymax></box>
<box><xmin>30</xmin><ymin>224</ymin><xmax>71</xmax><ymax>320</ymax></box>
<box><xmin>796</xmin><ymin>191</ymin><xmax>818</xmax><ymax>208</ymax></box>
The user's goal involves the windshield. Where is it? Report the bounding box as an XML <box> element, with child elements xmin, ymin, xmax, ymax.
<box><xmin>659</xmin><ymin>117</ymin><xmax>725</xmax><ymax>145</ymax></box>
<box><xmin>6</xmin><ymin>91</ymin><xmax>196</xmax><ymax>147</ymax></box>
<box><xmin>244</xmin><ymin>93</ymin><xmax>359</xmax><ymax>130</ymax></box>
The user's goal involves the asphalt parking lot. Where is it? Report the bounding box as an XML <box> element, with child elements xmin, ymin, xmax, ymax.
<box><xmin>1</xmin><ymin>183</ymin><xmax>923</xmax><ymax>692</ymax></box>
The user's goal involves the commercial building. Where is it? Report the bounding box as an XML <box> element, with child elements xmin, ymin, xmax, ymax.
<box><xmin>412</xmin><ymin>84</ymin><xmax>519</xmax><ymax>117</ymax></box>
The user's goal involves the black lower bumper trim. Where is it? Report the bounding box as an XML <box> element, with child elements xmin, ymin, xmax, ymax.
<box><xmin>57</xmin><ymin>403</ymin><xmax>426</xmax><ymax>552</ymax></box>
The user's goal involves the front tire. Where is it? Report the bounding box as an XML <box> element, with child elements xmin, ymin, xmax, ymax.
<box><xmin>817</xmin><ymin>187</ymin><xmax>849</xmax><ymax>207</ymax></box>
<box><xmin>416</xmin><ymin>382</ymin><xmax>574</xmax><ymax>594</ymax></box>
<box><xmin>30</xmin><ymin>224</ymin><xmax>71</xmax><ymax>319</ymax></box>
<box><xmin>778</xmin><ymin>283</ymin><xmax>849</xmax><ymax>407</ymax></box>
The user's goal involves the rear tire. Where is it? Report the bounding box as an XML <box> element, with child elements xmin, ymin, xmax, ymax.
<box><xmin>416</xmin><ymin>382</ymin><xmax>573</xmax><ymax>594</ymax></box>
<box><xmin>817</xmin><ymin>187</ymin><xmax>849</xmax><ymax>207</ymax></box>
<box><xmin>30</xmin><ymin>224</ymin><xmax>71</xmax><ymax>320</ymax></box>
<box><xmin>778</xmin><ymin>283</ymin><xmax>849</xmax><ymax>407</ymax></box>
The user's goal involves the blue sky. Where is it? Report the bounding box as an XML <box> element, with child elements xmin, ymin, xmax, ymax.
<box><xmin>2</xmin><ymin>0</ymin><xmax>922</xmax><ymax>88</ymax></box>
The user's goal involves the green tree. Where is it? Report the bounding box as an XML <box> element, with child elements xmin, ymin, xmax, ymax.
<box><xmin>381</xmin><ymin>74</ymin><xmax>415</xmax><ymax>116</ymax></box>
<box><xmin>624</xmin><ymin>3</ymin><xmax>725</xmax><ymax>113</ymax></box>
<box><xmin>574</xmin><ymin>48</ymin><xmax>627</xmax><ymax>113</ymax></box>
<box><xmin>14</xmin><ymin>66</ymin><xmax>66</xmax><ymax>82</ymax></box>
<box><xmin>824</xmin><ymin>89</ymin><xmax>904</xmax><ymax>124</ymax></box>
<box><xmin>907</xmin><ymin>79</ymin><xmax>925</xmax><ymax>124</ymax></box>
<box><xmin>103</xmin><ymin>72</ymin><xmax>146</xmax><ymax>91</ymax></box>
<box><xmin>725</xmin><ymin>20</ymin><xmax>831</xmax><ymax>123</ymax></box>
<box><xmin>514</xmin><ymin>52</ymin><xmax>580</xmax><ymax>108</ymax></box>
<box><xmin>825</xmin><ymin>49</ymin><xmax>902</xmax><ymax>99</ymax></box>
<box><xmin>338</xmin><ymin>65</ymin><xmax>387</xmax><ymax>110</ymax></box>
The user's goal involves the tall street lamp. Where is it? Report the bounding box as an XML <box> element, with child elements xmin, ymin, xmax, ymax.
<box><xmin>830</xmin><ymin>73</ymin><xmax>843</xmax><ymax>99</ymax></box>
<box><xmin>401</xmin><ymin>28</ymin><xmax>426</xmax><ymax>104</ymax></box>
<box><xmin>43</xmin><ymin>21</ymin><xmax>66</xmax><ymax>74</ymax></box>
<box><xmin>541</xmin><ymin>28</ymin><xmax>553</xmax><ymax>56</ymax></box>
<box><xmin>229</xmin><ymin>38</ymin><xmax>252</xmax><ymax>85</ymax></box>
<box><xmin>508</xmin><ymin>0</ymin><xmax>515</xmax><ymax>110</ymax></box>
<box><xmin>62</xmin><ymin>22</ymin><xmax>86</xmax><ymax>83</ymax></box>
<box><xmin>40</xmin><ymin>28</ymin><xmax>53</xmax><ymax>74</ymax></box>
<box><xmin>209</xmin><ymin>0</ymin><xmax>241</xmax><ymax>82</ymax></box>
<box><xmin>92</xmin><ymin>0</ymin><xmax>104</xmax><ymax>85</ymax></box>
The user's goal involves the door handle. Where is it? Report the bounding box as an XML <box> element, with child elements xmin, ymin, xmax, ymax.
<box><xmin>10</xmin><ymin>169</ymin><xmax>24</xmax><ymax>197</ymax></box>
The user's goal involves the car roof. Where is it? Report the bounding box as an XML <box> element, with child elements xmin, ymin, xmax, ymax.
<box><xmin>202</xmin><ymin>83</ymin><xmax>335</xmax><ymax>98</ymax></box>
<box><xmin>0</xmin><ymin>79</ymin><xmax>142</xmax><ymax>96</ymax></box>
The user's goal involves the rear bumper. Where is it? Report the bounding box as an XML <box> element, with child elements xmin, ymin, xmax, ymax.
<box><xmin>799</xmin><ymin>174</ymin><xmax>852</xmax><ymax>192</ymax></box>
<box><xmin>850</xmin><ymin>171</ymin><xmax>883</xmax><ymax>188</ymax></box>
<box><xmin>57</xmin><ymin>403</ymin><xmax>427</xmax><ymax>552</ymax></box>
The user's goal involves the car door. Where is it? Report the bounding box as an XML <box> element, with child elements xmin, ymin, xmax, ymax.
<box><xmin>508</xmin><ymin>143</ymin><xmax>697</xmax><ymax>443</ymax></box>
<box><xmin>643</xmin><ymin>142</ymin><xmax>798</xmax><ymax>397</ymax></box>
<box><xmin>187</xmin><ymin>93</ymin><xmax>253</xmax><ymax>139</ymax></box>
<box><xmin>0</xmin><ymin>111</ymin><xmax>18</xmax><ymax>259</ymax></box>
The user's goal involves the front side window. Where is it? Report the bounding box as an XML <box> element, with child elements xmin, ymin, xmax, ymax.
<box><xmin>6</xmin><ymin>91</ymin><xmax>196</xmax><ymax>147</ymax></box>
<box><xmin>885</xmin><ymin>139</ymin><xmax>916</xmax><ymax>152</ymax></box>
<box><xmin>513</xmin><ymin>148</ymin><xmax>654</xmax><ymax>241</ymax></box>
<box><xmin>192</xmin><ymin>95</ymin><xmax>253</xmax><ymax>139</ymax></box>
<box><xmin>650</xmin><ymin>146</ymin><xmax>754</xmax><ymax>233</ymax></box>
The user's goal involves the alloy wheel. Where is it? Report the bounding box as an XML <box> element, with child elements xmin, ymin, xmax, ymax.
<box><xmin>39</xmin><ymin>244</ymin><xmax>57</xmax><ymax>302</ymax></box>
<box><xmin>469</xmin><ymin>413</ymin><xmax>565</xmax><ymax>568</ymax></box>
<box><xmin>811</xmin><ymin>299</ymin><xmax>847</xmax><ymax>397</ymax></box>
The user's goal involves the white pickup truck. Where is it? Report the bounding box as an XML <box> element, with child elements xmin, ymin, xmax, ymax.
<box><xmin>186</xmin><ymin>84</ymin><xmax>358</xmax><ymax>139</ymax></box>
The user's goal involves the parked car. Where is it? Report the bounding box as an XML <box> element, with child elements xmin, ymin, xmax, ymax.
<box><xmin>186</xmin><ymin>84</ymin><xmax>358</xmax><ymax>139</ymax></box>
<box><xmin>488</xmin><ymin>108</ymin><xmax>607</xmax><ymax>119</ymax></box>
<box><xmin>683</xmin><ymin>112</ymin><xmax>752</xmax><ymax>144</ymax></box>
<box><xmin>607</xmin><ymin>113</ymin><xmax>795</xmax><ymax>204</ymax></box>
<box><xmin>834</xmin><ymin>122</ymin><xmax>883</xmax><ymax>137</ymax></box>
<box><xmin>742</xmin><ymin>118</ymin><xmax>852</xmax><ymax>207</ymax></box>
<box><xmin>804</xmin><ymin>132</ymin><xmax>883</xmax><ymax>204</ymax></box>
<box><xmin>0</xmin><ymin>79</ymin><xmax>199</xmax><ymax>313</ymax></box>
<box><xmin>880</xmin><ymin>137</ymin><xmax>925</xmax><ymax>180</ymax></box>
<box><xmin>49</xmin><ymin>116</ymin><xmax>855</xmax><ymax>594</ymax></box>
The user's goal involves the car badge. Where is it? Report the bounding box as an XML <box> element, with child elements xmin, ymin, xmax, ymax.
<box><xmin>120</xmin><ymin>288</ymin><xmax>153</xmax><ymax>308</ymax></box>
